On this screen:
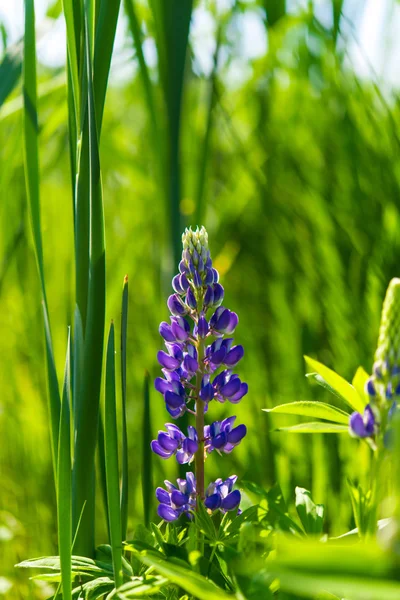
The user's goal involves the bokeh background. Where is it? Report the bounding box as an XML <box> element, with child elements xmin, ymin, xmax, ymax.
<box><xmin>1</xmin><ymin>0</ymin><xmax>400</xmax><ymax>597</ymax></box>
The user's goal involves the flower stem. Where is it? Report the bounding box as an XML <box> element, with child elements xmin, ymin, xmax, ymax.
<box><xmin>195</xmin><ymin>336</ymin><xmax>205</xmax><ymax>504</ymax></box>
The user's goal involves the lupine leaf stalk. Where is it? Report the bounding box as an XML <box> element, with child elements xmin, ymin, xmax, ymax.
<box><xmin>152</xmin><ymin>227</ymin><xmax>248</xmax><ymax>521</ymax></box>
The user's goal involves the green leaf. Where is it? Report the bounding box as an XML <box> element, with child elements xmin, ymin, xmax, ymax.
<box><xmin>295</xmin><ymin>488</ymin><xmax>324</xmax><ymax>535</ymax></box>
<box><xmin>58</xmin><ymin>330</ymin><xmax>72</xmax><ymax>600</ymax></box>
<box><xmin>194</xmin><ymin>498</ymin><xmax>217</xmax><ymax>542</ymax></box>
<box><xmin>263</xmin><ymin>401</ymin><xmax>349</xmax><ymax>424</ymax></box>
<box><xmin>305</xmin><ymin>356</ymin><xmax>365</xmax><ymax>412</ymax></box>
<box><xmin>108</xmin><ymin>574</ymin><xmax>169</xmax><ymax>598</ymax></box>
<box><xmin>105</xmin><ymin>322</ymin><xmax>123</xmax><ymax>589</ymax></box>
<box><xmin>0</xmin><ymin>38</ymin><xmax>22</xmax><ymax>107</ymax></box>
<box><xmin>352</xmin><ymin>366</ymin><xmax>369</xmax><ymax>403</ymax></box>
<box><xmin>16</xmin><ymin>555</ymin><xmax>111</xmax><ymax>576</ymax></box>
<box><xmin>275</xmin><ymin>422</ymin><xmax>349</xmax><ymax>434</ymax></box>
<box><xmin>137</xmin><ymin>551</ymin><xmax>236</xmax><ymax>600</ymax></box>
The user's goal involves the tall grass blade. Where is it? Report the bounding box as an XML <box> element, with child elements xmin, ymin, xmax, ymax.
<box><xmin>58</xmin><ymin>330</ymin><xmax>72</xmax><ymax>600</ymax></box>
<box><xmin>23</xmin><ymin>0</ymin><xmax>61</xmax><ymax>475</ymax></box>
<box><xmin>120</xmin><ymin>275</ymin><xmax>129</xmax><ymax>540</ymax></box>
<box><xmin>61</xmin><ymin>0</ymin><xmax>80</xmax><ymax>126</ymax></box>
<box><xmin>149</xmin><ymin>0</ymin><xmax>193</xmax><ymax>266</ymax></box>
<box><xmin>72</xmin><ymin>3</ymin><xmax>106</xmax><ymax>557</ymax></box>
<box><xmin>105</xmin><ymin>322</ymin><xmax>123</xmax><ymax>589</ymax></box>
<box><xmin>93</xmin><ymin>0</ymin><xmax>122</xmax><ymax>132</ymax></box>
<box><xmin>142</xmin><ymin>371</ymin><xmax>153</xmax><ymax>527</ymax></box>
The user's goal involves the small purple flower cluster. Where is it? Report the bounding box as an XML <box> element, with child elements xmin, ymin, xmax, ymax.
<box><xmin>152</xmin><ymin>227</ymin><xmax>247</xmax><ymax>521</ymax></box>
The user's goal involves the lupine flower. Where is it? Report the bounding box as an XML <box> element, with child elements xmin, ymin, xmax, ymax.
<box><xmin>156</xmin><ymin>473</ymin><xmax>241</xmax><ymax>521</ymax></box>
<box><xmin>205</xmin><ymin>417</ymin><xmax>247</xmax><ymax>454</ymax></box>
<box><xmin>156</xmin><ymin>473</ymin><xmax>197</xmax><ymax>522</ymax></box>
<box><xmin>151</xmin><ymin>424</ymin><xmax>198</xmax><ymax>464</ymax></box>
<box><xmin>153</xmin><ymin>226</ymin><xmax>247</xmax><ymax>519</ymax></box>
<box><xmin>204</xmin><ymin>475</ymin><xmax>241</xmax><ymax>513</ymax></box>
<box><xmin>349</xmin><ymin>405</ymin><xmax>376</xmax><ymax>438</ymax></box>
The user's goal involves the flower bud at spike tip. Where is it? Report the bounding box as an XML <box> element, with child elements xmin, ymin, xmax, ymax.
<box><xmin>375</xmin><ymin>278</ymin><xmax>400</xmax><ymax>376</ymax></box>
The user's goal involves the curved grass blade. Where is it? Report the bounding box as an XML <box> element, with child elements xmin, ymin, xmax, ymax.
<box><xmin>23</xmin><ymin>0</ymin><xmax>61</xmax><ymax>476</ymax></box>
<box><xmin>58</xmin><ymin>330</ymin><xmax>72</xmax><ymax>600</ymax></box>
<box><xmin>275</xmin><ymin>422</ymin><xmax>349</xmax><ymax>434</ymax></box>
<box><xmin>263</xmin><ymin>401</ymin><xmax>350</xmax><ymax>424</ymax></box>
<box><xmin>105</xmin><ymin>322</ymin><xmax>123</xmax><ymax>589</ymax></box>
<box><xmin>142</xmin><ymin>371</ymin><xmax>153</xmax><ymax>527</ymax></box>
<box><xmin>0</xmin><ymin>38</ymin><xmax>23</xmax><ymax>107</ymax></box>
<box><xmin>121</xmin><ymin>275</ymin><xmax>129</xmax><ymax>539</ymax></box>
<box><xmin>304</xmin><ymin>356</ymin><xmax>365</xmax><ymax>413</ymax></box>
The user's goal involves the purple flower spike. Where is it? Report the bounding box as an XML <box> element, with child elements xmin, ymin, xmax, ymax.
<box><xmin>154</xmin><ymin>226</ymin><xmax>248</xmax><ymax>523</ymax></box>
<box><xmin>168</xmin><ymin>294</ymin><xmax>187</xmax><ymax>316</ymax></box>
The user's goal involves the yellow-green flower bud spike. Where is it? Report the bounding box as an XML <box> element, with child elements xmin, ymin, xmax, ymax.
<box><xmin>182</xmin><ymin>226</ymin><xmax>210</xmax><ymax>267</ymax></box>
<box><xmin>375</xmin><ymin>278</ymin><xmax>400</xmax><ymax>377</ymax></box>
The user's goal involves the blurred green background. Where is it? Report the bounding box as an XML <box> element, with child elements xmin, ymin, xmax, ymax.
<box><xmin>1</xmin><ymin>0</ymin><xmax>400</xmax><ymax>596</ymax></box>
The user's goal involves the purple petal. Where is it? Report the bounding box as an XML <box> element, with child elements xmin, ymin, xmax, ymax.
<box><xmin>167</xmin><ymin>294</ymin><xmax>187</xmax><ymax>316</ymax></box>
<box><xmin>200</xmin><ymin>383</ymin><xmax>214</xmax><ymax>402</ymax></box>
<box><xmin>165</xmin><ymin>391</ymin><xmax>185</xmax><ymax>409</ymax></box>
<box><xmin>186</xmin><ymin>472</ymin><xmax>196</xmax><ymax>495</ymax></box>
<box><xmin>211</xmin><ymin>346</ymin><xmax>227</xmax><ymax>366</ymax></box>
<box><xmin>220</xmin><ymin>378</ymin><xmax>241</xmax><ymax>398</ymax></box>
<box><xmin>179</xmin><ymin>260</ymin><xmax>189</xmax><ymax>274</ymax></box>
<box><xmin>229</xmin><ymin>382</ymin><xmax>248</xmax><ymax>403</ymax></box>
<box><xmin>204</xmin><ymin>286</ymin><xmax>214</xmax><ymax>307</ymax></box>
<box><xmin>224</xmin><ymin>345</ymin><xmax>244</xmax><ymax>367</ymax></box>
<box><xmin>171</xmin><ymin>321</ymin><xmax>189</xmax><ymax>342</ymax></box>
<box><xmin>349</xmin><ymin>412</ymin><xmax>367</xmax><ymax>437</ymax></box>
<box><xmin>204</xmin><ymin>268</ymin><xmax>214</xmax><ymax>285</ymax></box>
<box><xmin>156</xmin><ymin>487</ymin><xmax>171</xmax><ymax>504</ymax></box>
<box><xmin>205</xmin><ymin>493</ymin><xmax>222</xmax><ymax>510</ymax></box>
<box><xmin>365</xmin><ymin>378</ymin><xmax>376</xmax><ymax>396</ymax></box>
<box><xmin>158</xmin><ymin>504</ymin><xmax>179</xmax><ymax>522</ymax></box>
<box><xmin>198</xmin><ymin>315</ymin><xmax>209</xmax><ymax>338</ymax></box>
<box><xmin>227</xmin><ymin>424</ymin><xmax>247</xmax><ymax>444</ymax></box>
<box><xmin>172</xmin><ymin>274</ymin><xmax>184</xmax><ymax>294</ymax></box>
<box><xmin>221</xmin><ymin>490</ymin><xmax>241</xmax><ymax>511</ymax></box>
<box><xmin>171</xmin><ymin>490</ymin><xmax>189</xmax><ymax>507</ymax></box>
<box><xmin>364</xmin><ymin>405</ymin><xmax>375</xmax><ymax>436</ymax></box>
<box><xmin>184</xmin><ymin>355</ymin><xmax>199</xmax><ymax>374</ymax></box>
<box><xmin>212</xmin><ymin>283</ymin><xmax>224</xmax><ymax>306</ymax></box>
<box><xmin>212</xmin><ymin>268</ymin><xmax>219</xmax><ymax>283</ymax></box>
<box><xmin>151</xmin><ymin>441</ymin><xmax>173</xmax><ymax>458</ymax></box>
<box><xmin>221</xmin><ymin>416</ymin><xmax>236</xmax><ymax>432</ymax></box>
<box><xmin>186</xmin><ymin>288</ymin><xmax>197</xmax><ymax>310</ymax></box>
<box><xmin>157</xmin><ymin>351</ymin><xmax>181</xmax><ymax>371</ymax></box>
<box><xmin>212</xmin><ymin>432</ymin><xmax>228</xmax><ymax>449</ymax></box>
<box><xmin>154</xmin><ymin>377</ymin><xmax>170</xmax><ymax>394</ymax></box>
<box><xmin>159</xmin><ymin>322</ymin><xmax>176</xmax><ymax>342</ymax></box>
<box><xmin>183</xmin><ymin>437</ymin><xmax>198</xmax><ymax>455</ymax></box>
<box><xmin>165</xmin><ymin>423</ymin><xmax>184</xmax><ymax>440</ymax></box>
<box><xmin>158</xmin><ymin>432</ymin><xmax>179</xmax><ymax>452</ymax></box>
<box><xmin>180</xmin><ymin>273</ymin><xmax>190</xmax><ymax>291</ymax></box>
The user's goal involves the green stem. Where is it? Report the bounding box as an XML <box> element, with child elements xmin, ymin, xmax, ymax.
<box><xmin>195</xmin><ymin>336</ymin><xmax>205</xmax><ymax>504</ymax></box>
<box><xmin>367</xmin><ymin>446</ymin><xmax>383</xmax><ymax>538</ymax></box>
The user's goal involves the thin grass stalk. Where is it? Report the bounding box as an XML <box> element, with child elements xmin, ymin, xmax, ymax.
<box><xmin>105</xmin><ymin>322</ymin><xmax>123</xmax><ymax>589</ymax></box>
<box><xmin>120</xmin><ymin>275</ymin><xmax>129</xmax><ymax>539</ymax></box>
<box><xmin>23</xmin><ymin>0</ymin><xmax>61</xmax><ymax>477</ymax></box>
<box><xmin>58</xmin><ymin>330</ymin><xmax>72</xmax><ymax>600</ymax></box>
<box><xmin>142</xmin><ymin>372</ymin><xmax>153</xmax><ymax>527</ymax></box>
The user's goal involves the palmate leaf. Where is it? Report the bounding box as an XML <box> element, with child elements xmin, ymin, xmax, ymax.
<box><xmin>275</xmin><ymin>422</ymin><xmax>349</xmax><ymax>434</ymax></box>
<box><xmin>263</xmin><ymin>401</ymin><xmax>349</xmax><ymax>424</ymax></box>
<box><xmin>108</xmin><ymin>574</ymin><xmax>169</xmax><ymax>598</ymax></box>
<box><xmin>137</xmin><ymin>551</ymin><xmax>236</xmax><ymax>600</ymax></box>
<box><xmin>352</xmin><ymin>366</ymin><xmax>369</xmax><ymax>401</ymax></box>
<box><xmin>16</xmin><ymin>555</ymin><xmax>112</xmax><ymax>576</ymax></box>
<box><xmin>305</xmin><ymin>356</ymin><xmax>365</xmax><ymax>413</ymax></box>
